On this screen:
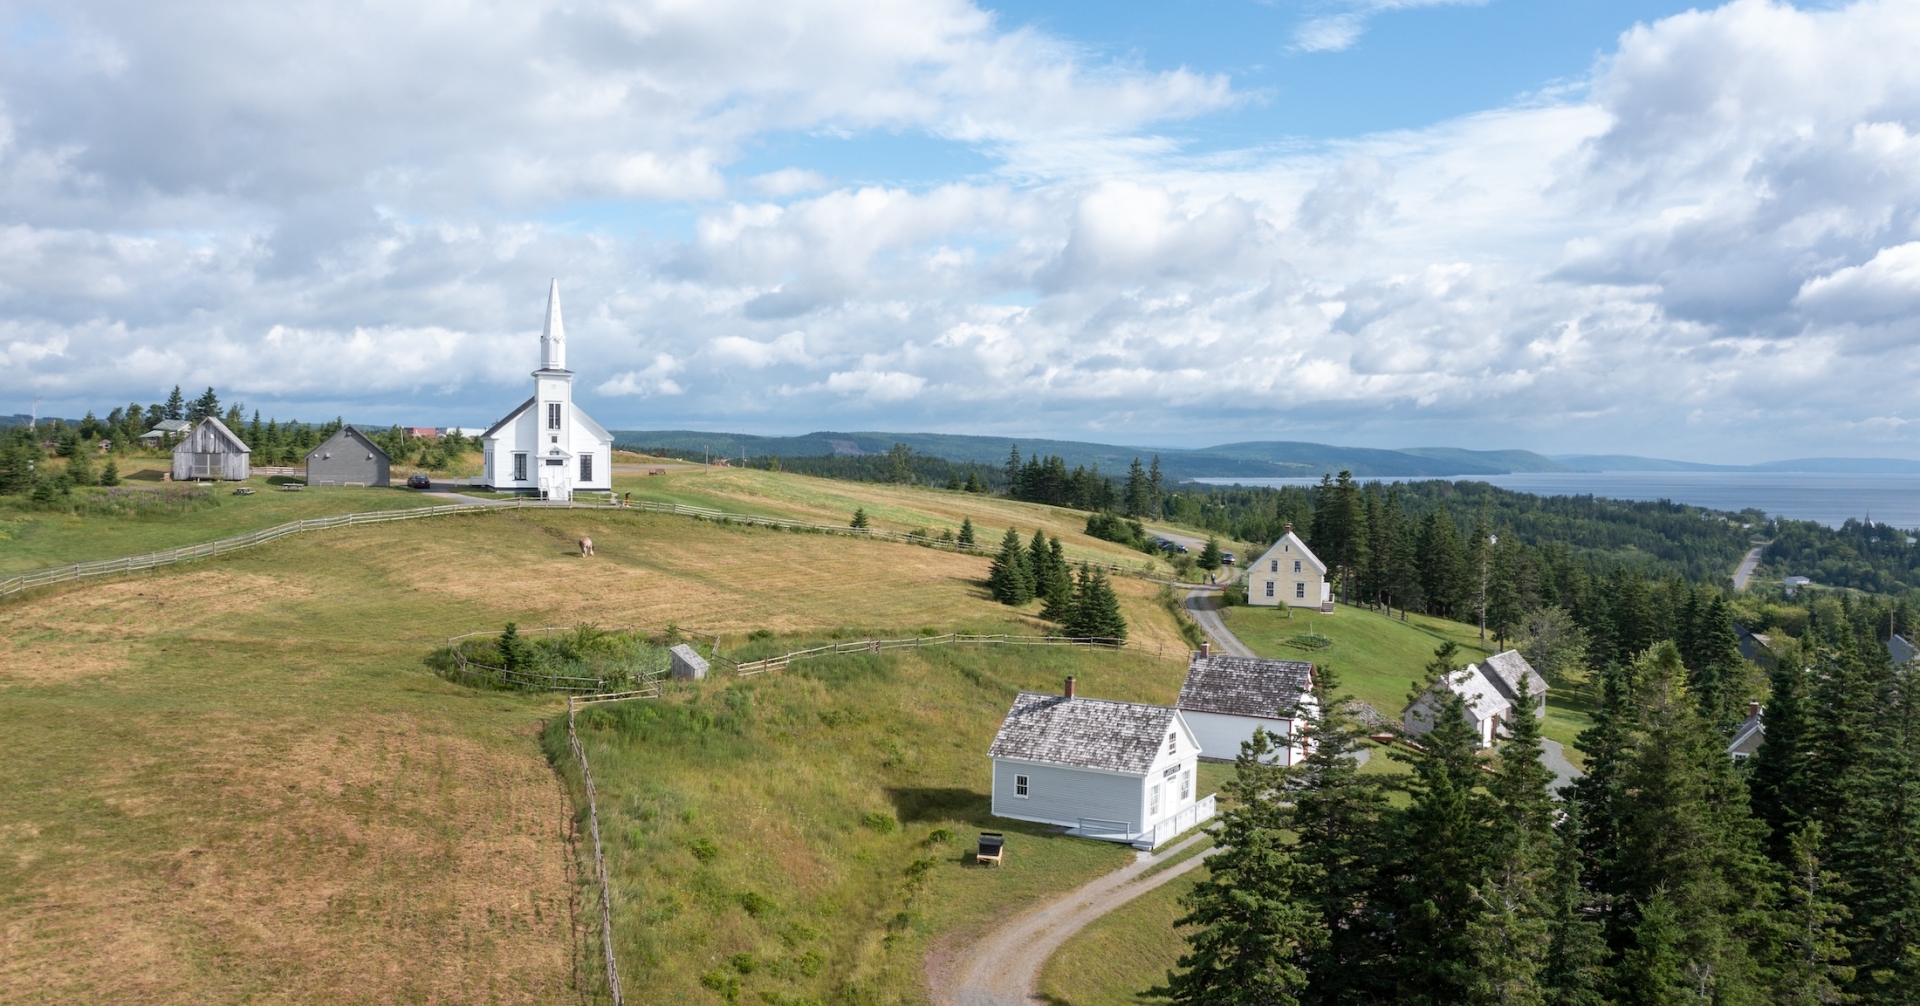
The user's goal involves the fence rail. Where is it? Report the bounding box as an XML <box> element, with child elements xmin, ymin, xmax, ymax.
<box><xmin>1</xmin><ymin>495</ymin><xmax>1172</xmax><ymax>602</ymax></box>
<box><xmin>732</xmin><ymin>632</ymin><xmax>1174</xmax><ymax>676</ymax></box>
<box><xmin>566</xmin><ymin>697</ymin><xmax>625</xmax><ymax>1006</ymax></box>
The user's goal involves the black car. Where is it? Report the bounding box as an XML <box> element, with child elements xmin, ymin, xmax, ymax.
<box><xmin>406</xmin><ymin>473</ymin><xmax>433</xmax><ymax>489</ymax></box>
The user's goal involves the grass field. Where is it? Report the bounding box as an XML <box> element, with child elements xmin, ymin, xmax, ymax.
<box><xmin>1039</xmin><ymin>872</ymin><xmax>1196</xmax><ymax>1006</ymax></box>
<box><xmin>1219</xmin><ymin>603</ymin><xmax>1594</xmax><ymax>751</ymax></box>
<box><xmin>0</xmin><ymin>497</ymin><xmax>1199</xmax><ymax>1004</ymax></box>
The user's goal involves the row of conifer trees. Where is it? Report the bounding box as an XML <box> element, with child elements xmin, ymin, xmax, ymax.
<box><xmin>1169</xmin><ymin>596</ymin><xmax>1919</xmax><ymax>1005</ymax></box>
<box><xmin>985</xmin><ymin>526</ymin><xmax>1128</xmax><ymax>640</ymax></box>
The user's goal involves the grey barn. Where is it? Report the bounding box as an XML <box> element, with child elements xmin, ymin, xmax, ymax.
<box><xmin>306</xmin><ymin>427</ymin><xmax>391</xmax><ymax>487</ymax></box>
<box><xmin>171</xmin><ymin>417</ymin><xmax>251</xmax><ymax>481</ymax></box>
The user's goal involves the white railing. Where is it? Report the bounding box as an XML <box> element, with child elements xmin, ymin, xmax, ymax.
<box><xmin>1146</xmin><ymin>793</ymin><xmax>1217</xmax><ymax>849</ymax></box>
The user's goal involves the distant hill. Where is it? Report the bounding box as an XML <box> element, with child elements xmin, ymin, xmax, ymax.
<box><xmin>611</xmin><ymin>429</ymin><xmax>1576</xmax><ymax>479</ymax></box>
<box><xmin>1553</xmin><ymin>454</ymin><xmax>1920</xmax><ymax>474</ymax></box>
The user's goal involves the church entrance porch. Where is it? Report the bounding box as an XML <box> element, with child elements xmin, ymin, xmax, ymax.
<box><xmin>539</xmin><ymin>459</ymin><xmax>572</xmax><ymax>501</ymax></box>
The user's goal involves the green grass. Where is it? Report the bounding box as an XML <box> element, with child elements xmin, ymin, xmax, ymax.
<box><xmin>556</xmin><ymin>644</ymin><xmax>1194</xmax><ymax>1006</ymax></box>
<box><xmin>0</xmin><ymin>502</ymin><xmax>1200</xmax><ymax>1003</ymax></box>
<box><xmin>0</xmin><ymin>479</ymin><xmax>444</xmax><ymax>574</ymax></box>
<box><xmin>1040</xmin><ymin>871</ymin><xmax>1195</xmax><ymax>1006</ymax></box>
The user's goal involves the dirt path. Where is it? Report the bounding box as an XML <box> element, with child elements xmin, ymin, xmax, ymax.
<box><xmin>932</xmin><ymin>834</ymin><xmax>1216</xmax><ymax>1006</ymax></box>
<box><xmin>1184</xmin><ymin>587</ymin><xmax>1255</xmax><ymax>657</ymax></box>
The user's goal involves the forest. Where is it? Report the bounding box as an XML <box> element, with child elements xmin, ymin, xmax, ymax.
<box><xmin>1170</xmin><ymin>592</ymin><xmax>1919</xmax><ymax>1006</ymax></box>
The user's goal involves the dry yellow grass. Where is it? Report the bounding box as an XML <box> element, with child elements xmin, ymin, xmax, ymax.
<box><xmin>0</xmin><ymin>502</ymin><xmax>1195</xmax><ymax>1004</ymax></box>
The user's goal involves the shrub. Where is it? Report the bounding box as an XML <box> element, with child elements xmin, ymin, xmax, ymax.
<box><xmin>861</xmin><ymin>812</ymin><xmax>897</xmax><ymax>834</ymax></box>
<box><xmin>730</xmin><ymin>953</ymin><xmax>758</xmax><ymax>974</ymax></box>
<box><xmin>735</xmin><ymin>891</ymin><xmax>773</xmax><ymax>917</ymax></box>
<box><xmin>689</xmin><ymin>837</ymin><xmax>719</xmax><ymax>862</ymax></box>
<box><xmin>1084</xmin><ymin>511</ymin><xmax>1145</xmax><ymax>547</ymax></box>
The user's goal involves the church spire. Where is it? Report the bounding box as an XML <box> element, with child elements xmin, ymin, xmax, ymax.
<box><xmin>540</xmin><ymin>279</ymin><xmax>566</xmax><ymax>371</ymax></box>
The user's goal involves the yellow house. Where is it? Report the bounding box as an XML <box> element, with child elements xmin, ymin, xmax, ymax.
<box><xmin>1246</xmin><ymin>525</ymin><xmax>1332</xmax><ymax>611</ymax></box>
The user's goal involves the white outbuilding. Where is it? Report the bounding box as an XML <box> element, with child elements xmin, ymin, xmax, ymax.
<box><xmin>1246</xmin><ymin>524</ymin><xmax>1332</xmax><ymax>611</ymax></box>
<box><xmin>1403</xmin><ymin>649</ymin><xmax>1547</xmax><ymax>748</ymax></box>
<box><xmin>989</xmin><ymin>677</ymin><xmax>1215</xmax><ymax>850</ymax></box>
<box><xmin>1176</xmin><ymin>650</ymin><xmax>1317</xmax><ymax>765</ymax></box>
<box><xmin>481</xmin><ymin>280</ymin><xmax>614</xmax><ymax>500</ymax></box>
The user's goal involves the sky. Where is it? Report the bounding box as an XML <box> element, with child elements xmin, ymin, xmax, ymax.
<box><xmin>2</xmin><ymin>0</ymin><xmax>1918</xmax><ymax>462</ymax></box>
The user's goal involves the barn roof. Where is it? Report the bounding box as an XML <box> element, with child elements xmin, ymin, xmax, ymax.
<box><xmin>1177</xmin><ymin>654</ymin><xmax>1314</xmax><ymax>719</ymax></box>
<box><xmin>989</xmin><ymin>692</ymin><xmax>1180</xmax><ymax>775</ymax></box>
<box><xmin>174</xmin><ymin>417</ymin><xmax>250</xmax><ymax>454</ymax></box>
<box><xmin>1480</xmin><ymin>650</ymin><xmax>1547</xmax><ymax>704</ymax></box>
<box><xmin>309</xmin><ymin>425</ymin><xmax>390</xmax><ymax>463</ymax></box>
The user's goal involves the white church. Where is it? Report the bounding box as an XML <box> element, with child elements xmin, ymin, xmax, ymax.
<box><xmin>481</xmin><ymin>281</ymin><xmax>615</xmax><ymax>500</ymax></box>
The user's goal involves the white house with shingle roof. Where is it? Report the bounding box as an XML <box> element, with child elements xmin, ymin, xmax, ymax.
<box><xmin>1176</xmin><ymin>650</ymin><xmax>1317</xmax><ymax>765</ymax></box>
<box><xmin>1404</xmin><ymin>649</ymin><xmax>1547</xmax><ymax>748</ymax></box>
<box><xmin>988</xmin><ymin>677</ymin><xmax>1214</xmax><ymax>849</ymax></box>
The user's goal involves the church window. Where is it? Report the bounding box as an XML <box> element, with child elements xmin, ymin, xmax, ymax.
<box><xmin>513</xmin><ymin>453</ymin><xmax>528</xmax><ymax>481</ymax></box>
<box><xmin>547</xmin><ymin>403</ymin><xmax>562</xmax><ymax>429</ymax></box>
<box><xmin>580</xmin><ymin>454</ymin><xmax>593</xmax><ymax>481</ymax></box>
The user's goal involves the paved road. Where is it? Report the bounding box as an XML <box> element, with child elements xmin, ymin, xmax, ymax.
<box><xmin>932</xmin><ymin>834</ymin><xmax>1217</xmax><ymax>1006</ymax></box>
<box><xmin>1184</xmin><ymin>587</ymin><xmax>1255</xmax><ymax>657</ymax></box>
<box><xmin>1731</xmin><ymin>543</ymin><xmax>1769</xmax><ymax>591</ymax></box>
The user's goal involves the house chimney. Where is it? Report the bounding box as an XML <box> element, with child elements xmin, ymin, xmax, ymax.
<box><xmin>1284</xmin><ymin>522</ymin><xmax>1293</xmax><ymax>533</ymax></box>
<box><xmin>1201</xmin><ymin>641</ymin><xmax>1211</xmax><ymax>657</ymax></box>
<box><xmin>1064</xmin><ymin>676</ymin><xmax>1076</xmax><ymax>699</ymax></box>
<box><xmin>1748</xmin><ymin>701</ymin><xmax>1762</xmax><ymax>718</ymax></box>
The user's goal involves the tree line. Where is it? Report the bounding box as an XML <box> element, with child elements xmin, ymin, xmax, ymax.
<box><xmin>1172</xmin><ymin>596</ymin><xmax>1918</xmax><ymax>1005</ymax></box>
<box><xmin>985</xmin><ymin>526</ymin><xmax>1128</xmax><ymax>640</ymax></box>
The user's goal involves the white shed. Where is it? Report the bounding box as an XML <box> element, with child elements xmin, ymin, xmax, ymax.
<box><xmin>988</xmin><ymin>677</ymin><xmax>1215</xmax><ymax>850</ymax></box>
<box><xmin>1176</xmin><ymin>652</ymin><xmax>1317</xmax><ymax>765</ymax></box>
<box><xmin>1404</xmin><ymin>649</ymin><xmax>1547</xmax><ymax>748</ymax></box>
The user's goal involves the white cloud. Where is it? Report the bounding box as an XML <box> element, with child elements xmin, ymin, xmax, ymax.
<box><xmin>4</xmin><ymin>0</ymin><xmax>1920</xmax><ymax>460</ymax></box>
<box><xmin>1293</xmin><ymin>1</ymin><xmax>1487</xmax><ymax>53</ymax></box>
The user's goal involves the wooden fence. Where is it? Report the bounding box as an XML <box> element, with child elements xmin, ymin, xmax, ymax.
<box><xmin>566</xmin><ymin>697</ymin><xmax>625</xmax><ymax>1006</ymax></box>
<box><xmin>0</xmin><ymin>497</ymin><xmax>1171</xmax><ymax>602</ymax></box>
<box><xmin>732</xmin><ymin>632</ymin><xmax>1179</xmax><ymax>676</ymax></box>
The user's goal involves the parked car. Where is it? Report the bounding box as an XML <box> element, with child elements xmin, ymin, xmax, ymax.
<box><xmin>406</xmin><ymin>473</ymin><xmax>433</xmax><ymax>489</ymax></box>
<box><xmin>1222</xmin><ymin>552</ymin><xmax>1237</xmax><ymax>565</ymax></box>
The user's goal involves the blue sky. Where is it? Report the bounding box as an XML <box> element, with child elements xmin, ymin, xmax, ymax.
<box><xmin>3</xmin><ymin>0</ymin><xmax>1919</xmax><ymax>462</ymax></box>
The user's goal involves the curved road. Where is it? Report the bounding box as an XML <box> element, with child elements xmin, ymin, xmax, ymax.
<box><xmin>932</xmin><ymin>834</ymin><xmax>1216</xmax><ymax>1006</ymax></box>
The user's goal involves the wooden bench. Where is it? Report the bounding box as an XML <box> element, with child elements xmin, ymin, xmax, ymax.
<box><xmin>976</xmin><ymin>832</ymin><xmax>1005</xmax><ymax>867</ymax></box>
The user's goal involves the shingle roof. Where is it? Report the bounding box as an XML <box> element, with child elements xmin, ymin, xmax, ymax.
<box><xmin>988</xmin><ymin>693</ymin><xmax>1178</xmax><ymax>775</ymax></box>
<box><xmin>174</xmin><ymin>416</ymin><xmax>250</xmax><ymax>454</ymax></box>
<box><xmin>1176</xmin><ymin>655</ymin><xmax>1314</xmax><ymax>719</ymax></box>
<box><xmin>1480</xmin><ymin>651</ymin><xmax>1547</xmax><ymax>704</ymax></box>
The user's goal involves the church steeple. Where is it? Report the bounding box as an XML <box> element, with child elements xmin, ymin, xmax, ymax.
<box><xmin>539</xmin><ymin>279</ymin><xmax>567</xmax><ymax>371</ymax></box>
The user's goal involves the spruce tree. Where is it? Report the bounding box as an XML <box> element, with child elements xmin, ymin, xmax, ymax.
<box><xmin>1166</xmin><ymin>729</ymin><xmax>1324</xmax><ymax>1006</ymax></box>
<box><xmin>1148</xmin><ymin>455</ymin><xmax>1164</xmax><ymax>518</ymax></box>
<box><xmin>64</xmin><ymin>445</ymin><xmax>95</xmax><ymax>487</ymax></box>
<box><xmin>498</xmin><ymin>622</ymin><xmax>526</xmax><ymax>671</ymax></box>
<box><xmin>98</xmin><ymin>458</ymin><xmax>120</xmax><ymax>487</ymax></box>
<box><xmin>1614</xmin><ymin>889</ymin><xmax>1690</xmax><ymax>1006</ymax></box>
<box><xmin>1540</xmin><ymin>803</ymin><xmax>1609</xmax><ymax>1006</ymax></box>
<box><xmin>1040</xmin><ymin>537</ymin><xmax>1074</xmax><ymax>622</ymax></box>
<box><xmin>1418</xmin><ymin>507</ymin><xmax>1468</xmax><ymax>619</ymax></box>
<box><xmin>988</xmin><ymin>528</ymin><xmax>1035</xmax><ymax>605</ymax></box>
<box><xmin>1749</xmin><ymin>656</ymin><xmax>1812</xmax><ymax>865</ymax></box>
<box><xmin>1466</xmin><ymin>693</ymin><xmax>1557</xmax><ymax>1005</ymax></box>
<box><xmin>1200</xmin><ymin>537</ymin><xmax>1223</xmax><ymax>571</ymax></box>
<box><xmin>164</xmin><ymin>385</ymin><xmax>186</xmax><ymax>420</ymax></box>
<box><xmin>1125</xmin><ymin>458</ymin><xmax>1151</xmax><ymax>517</ymax></box>
<box><xmin>1779</xmin><ymin>821</ymin><xmax>1855</xmax><ymax>1005</ymax></box>
<box><xmin>850</xmin><ymin>507</ymin><xmax>870</xmax><ymax>529</ymax></box>
<box><xmin>957</xmin><ymin>517</ymin><xmax>976</xmax><ymax>548</ymax></box>
<box><xmin>1028</xmin><ymin>529</ymin><xmax>1055</xmax><ymax>603</ymax></box>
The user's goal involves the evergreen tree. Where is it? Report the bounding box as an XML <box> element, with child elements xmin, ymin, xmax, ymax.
<box><xmin>98</xmin><ymin>458</ymin><xmax>120</xmax><ymax>487</ymax></box>
<box><xmin>1165</xmin><ymin>729</ymin><xmax>1324</xmax><ymax>1006</ymax></box>
<box><xmin>1614</xmin><ymin>889</ymin><xmax>1691</xmax><ymax>1006</ymax></box>
<box><xmin>1148</xmin><ymin>455</ymin><xmax>1164</xmax><ymax>518</ymax></box>
<box><xmin>1200</xmin><ymin>537</ymin><xmax>1223</xmax><ymax>571</ymax></box>
<box><xmin>988</xmin><ymin>528</ymin><xmax>1035</xmax><ymax>605</ymax></box>
<box><xmin>499</xmin><ymin>622</ymin><xmax>528</xmax><ymax>671</ymax></box>
<box><xmin>1750</xmin><ymin>657</ymin><xmax>1812</xmax><ymax>865</ymax></box>
<box><xmin>1466</xmin><ymin>692</ymin><xmax>1558</xmax><ymax>1005</ymax></box>
<box><xmin>164</xmin><ymin>385</ymin><xmax>186</xmax><ymax>420</ymax></box>
<box><xmin>1125</xmin><ymin>458</ymin><xmax>1151</xmax><ymax>518</ymax></box>
<box><xmin>1040</xmin><ymin>536</ymin><xmax>1074</xmax><ymax>622</ymax></box>
<box><xmin>1468</xmin><ymin>506</ymin><xmax>1495</xmax><ymax>642</ymax></box>
<box><xmin>946</xmin><ymin>473</ymin><xmax>961</xmax><ymax>491</ymax></box>
<box><xmin>957</xmin><ymin>517</ymin><xmax>976</xmax><ymax>548</ymax></box>
<box><xmin>1418</xmin><ymin>507</ymin><xmax>1468</xmax><ymax>618</ymax></box>
<box><xmin>1289</xmin><ymin>665</ymin><xmax>1391</xmax><ymax>1002</ymax></box>
<box><xmin>0</xmin><ymin>441</ymin><xmax>36</xmax><ymax>495</ymax></box>
<box><xmin>1377</xmin><ymin>665</ymin><xmax>1491</xmax><ymax>1003</ymax></box>
<box><xmin>64</xmin><ymin>444</ymin><xmax>95</xmax><ymax>486</ymax></box>
<box><xmin>1064</xmin><ymin>564</ymin><xmax>1126</xmax><ymax>639</ymax></box>
<box><xmin>1029</xmin><ymin>529</ymin><xmax>1058</xmax><ymax>608</ymax></box>
<box><xmin>1004</xmin><ymin>445</ymin><xmax>1022</xmax><ymax>487</ymax></box>
<box><xmin>964</xmin><ymin>471</ymin><xmax>983</xmax><ymax>493</ymax></box>
<box><xmin>188</xmin><ymin>386</ymin><xmax>220</xmax><ymax>423</ymax></box>
<box><xmin>1540</xmin><ymin>803</ymin><xmax>1609</xmax><ymax>1006</ymax></box>
<box><xmin>850</xmin><ymin>508</ymin><xmax>870</xmax><ymax>529</ymax></box>
<box><xmin>1779</xmin><ymin>821</ymin><xmax>1855</xmax><ymax>1005</ymax></box>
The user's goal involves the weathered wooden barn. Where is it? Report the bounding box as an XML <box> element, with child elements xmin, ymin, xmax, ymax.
<box><xmin>305</xmin><ymin>426</ymin><xmax>391</xmax><ymax>487</ymax></box>
<box><xmin>1176</xmin><ymin>650</ymin><xmax>1317</xmax><ymax>765</ymax></box>
<box><xmin>170</xmin><ymin>417</ymin><xmax>252</xmax><ymax>481</ymax></box>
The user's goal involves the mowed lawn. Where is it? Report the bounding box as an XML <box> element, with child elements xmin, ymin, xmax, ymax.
<box><xmin>0</xmin><ymin>504</ymin><xmax>1194</xmax><ymax>1004</ymax></box>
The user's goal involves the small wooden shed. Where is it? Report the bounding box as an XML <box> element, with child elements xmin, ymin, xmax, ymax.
<box><xmin>171</xmin><ymin>417</ymin><xmax>251</xmax><ymax>481</ymax></box>
<box><xmin>306</xmin><ymin>426</ymin><xmax>391</xmax><ymax>487</ymax></box>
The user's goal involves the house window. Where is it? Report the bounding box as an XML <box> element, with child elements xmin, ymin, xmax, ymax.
<box><xmin>1015</xmin><ymin>774</ymin><xmax>1029</xmax><ymax>797</ymax></box>
<box><xmin>1270</xmin><ymin>559</ymin><xmax>1278</xmax><ymax>573</ymax></box>
<box><xmin>580</xmin><ymin>454</ymin><xmax>593</xmax><ymax>481</ymax></box>
<box><xmin>513</xmin><ymin>453</ymin><xmax>528</xmax><ymax>480</ymax></box>
<box><xmin>1296</xmin><ymin>582</ymin><xmax>1306</xmax><ymax>599</ymax></box>
<box><xmin>1293</xmin><ymin>560</ymin><xmax>1302</xmax><ymax>573</ymax></box>
<box><xmin>1148</xmin><ymin>784</ymin><xmax>1161</xmax><ymax>817</ymax></box>
<box><xmin>547</xmin><ymin>403</ymin><xmax>562</xmax><ymax>430</ymax></box>
<box><xmin>1180</xmin><ymin>770</ymin><xmax>1192</xmax><ymax>801</ymax></box>
<box><xmin>1265</xmin><ymin>581</ymin><xmax>1276</xmax><ymax>598</ymax></box>
<box><xmin>1167</xmin><ymin>732</ymin><xmax>1177</xmax><ymax>755</ymax></box>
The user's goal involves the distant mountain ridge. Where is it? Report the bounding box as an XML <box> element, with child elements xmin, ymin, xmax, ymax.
<box><xmin>611</xmin><ymin>429</ymin><xmax>1579</xmax><ymax>478</ymax></box>
<box><xmin>1551</xmin><ymin>455</ymin><xmax>1920</xmax><ymax>474</ymax></box>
